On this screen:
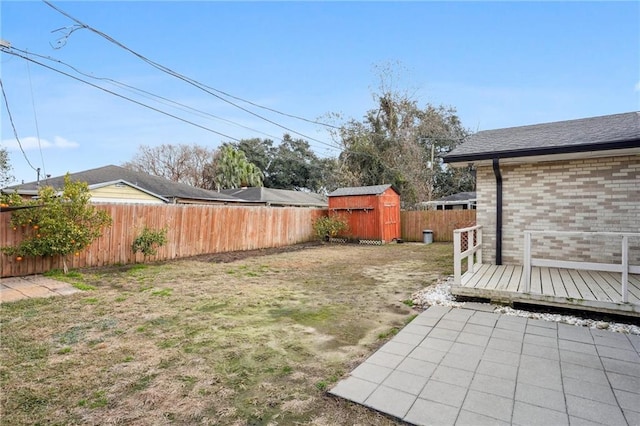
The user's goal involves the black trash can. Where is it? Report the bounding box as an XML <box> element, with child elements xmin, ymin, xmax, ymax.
<box><xmin>422</xmin><ymin>230</ymin><xmax>433</xmax><ymax>244</ymax></box>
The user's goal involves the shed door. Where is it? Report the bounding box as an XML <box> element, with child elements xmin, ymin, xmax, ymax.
<box><xmin>383</xmin><ymin>202</ymin><xmax>400</xmax><ymax>241</ymax></box>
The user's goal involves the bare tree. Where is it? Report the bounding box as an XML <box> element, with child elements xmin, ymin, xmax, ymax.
<box><xmin>329</xmin><ymin>64</ymin><xmax>473</xmax><ymax>207</ymax></box>
<box><xmin>122</xmin><ymin>144</ymin><xmax>216</xmax><ymax>188</ymax></box>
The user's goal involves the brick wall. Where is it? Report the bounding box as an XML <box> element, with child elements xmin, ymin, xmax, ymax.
<box><xmin>477</xmin><ymin>154</ymin><xmax>640</xmax><ymax>265</ymax></box>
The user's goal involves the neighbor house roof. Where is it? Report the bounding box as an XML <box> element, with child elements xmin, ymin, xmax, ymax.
<box><xmin>436</xmin><ymin>191</ymin><xmax>476</xmax><ymax>202</ymax></box>
<box><xmin>421</xmin><ymin>191</ymin><xmax>477</xmax><ymax>209</ymax></box>
<box><xmin>328</xmin><ymin>184</ymin><xmax>398</xmax><ymax>197</ymax></box>
<box><xmin>2</xmin><ymin>165</ymin><xmax>243</xmax><ymax>204</ymax></box>
<box><xmin>445</xmin><ymin>112</ymin><xmax>640</xmax><ymax>164</ymax></box>
<box><xmin>220</xmin><ymin>187</ymin><xmax>327</xmax><ymax>207</ymax></box>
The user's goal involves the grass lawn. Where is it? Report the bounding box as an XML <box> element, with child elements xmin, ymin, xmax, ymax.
<box><xmin>0</xmin><ymin>242</ymin><xmax>453</xmax><ymax>425</ymax></box>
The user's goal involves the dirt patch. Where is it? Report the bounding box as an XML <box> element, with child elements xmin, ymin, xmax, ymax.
<box><xmin>0</xmin><ymin>242</ymin><xmax>453</xmax><ymax>425</ymax></box>
<box><xmin>192</xmin><ymin>241</ymin><xmax>324</xmax><ymax>263</ymax></box>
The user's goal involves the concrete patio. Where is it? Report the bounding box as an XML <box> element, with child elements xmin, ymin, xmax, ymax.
<box><xmin>329</xmin><ymin>304</ymin><xmax>640</xmax><ymax>425</ymax></box>
<box><xmin>0</xmin><ymin>275</ymin><xmax>79</xmax><ymax>303</ymax></box>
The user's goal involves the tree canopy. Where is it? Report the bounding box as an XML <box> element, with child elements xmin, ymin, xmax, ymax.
<box><xmin>0</xmin><ymin>147</ymin><xmax>14</xmax><ymax>188</ymax></box>
<box><xmin>329</xmin><ymin>91</ymin><xmax>474</xmax><ymax>207</ymax></box>
<box><xmin>231</xmin><ymin>135</ymin><xmax>329</xmax><ymax>192</ymax></box>
<box><xmin>122</xmin><ymin>144</ymin><xmax>216</xmax><ymax>188</ymax></box>
<box><xmin>207</xmin><ymin>145</ymin><xmax>263</xmax><ymax>190</ymax></box>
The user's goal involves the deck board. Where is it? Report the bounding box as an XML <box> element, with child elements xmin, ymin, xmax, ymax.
<box><xmin>575</xmin><ymin>270</ymin><xmax>606</xmax><ymax>301</ymax></box>
<box><xmin>540</xmin><ymin>267</ymin><xmax>554</xmax><ymax>296</ymax></box>
<box><xmin>463</xmin><ymin>264</ymin><xmax>492</xmax><ymax>288</ymax></box>
<box><xmin>454</xmin><ymin>265</ymin><xmax>640</xmax><ymax>317</ymax></box>
<box><xmin>510</xmin><ymin>266</ymin><xmax>523</xmax><ymax>292</ymax></box>
<box><xmin>486</xmin><ymin>265</ymin><xmax>507</xmax><ymax>290</ymax></box>
<box><xmin>496</xmin><ymin>265</ymin><xmax>515</xmax><ymax>290</ymax></box>
<box><xmin>622</xmin><ymin>273</ymin><xmax>640</xmax><ymax>302</ymax></box>
<box><xmin>588</xmin><ymin>270</ymin><xmax>622</xmax><ymax>302</ymax></box>
<box><xmin>601</xmin><ymin>272</ymin><xmax>640</xmax><ymax>304</ymax></box>
<box><xmin>559</xmin><ymin>269</ymin><xmax>582</xmax><ymax>300</ymax></box>
<box><xmin>549</xmin><ymin>268</ymin><xmax>568</xmax><ymax>298</ymax></box>
<box><xmin>530</xmin><ymin>267</ymin><xmax>542</xmax><ymax>294</ymax></box>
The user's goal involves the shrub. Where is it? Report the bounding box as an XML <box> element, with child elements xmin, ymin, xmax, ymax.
<box><xmin>132</xmin><ymin>227</ymin><xmax>168</xmax><ymax>259</ymax></box>
<box><xmin>312</xmin><ymin>216</ymin><xmax>349</xmax><ymax>241</ymax></box>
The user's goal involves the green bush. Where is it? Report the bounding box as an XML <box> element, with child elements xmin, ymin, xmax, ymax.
<box><xmin>312</xmin><ymin>216</ymin><xmax>349</xmax><ymax>241</ymax></box>
<box><xmin>132</xmin><ymin>227</ymin><xmax>168</xmax><ymax>258</ymax></box>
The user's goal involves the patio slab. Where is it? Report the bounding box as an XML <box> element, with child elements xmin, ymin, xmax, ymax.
<box><xmin>0</xmin><ymin>275</ymin><xmax>80</xmax><ymax>303</ymax></box>
<box><xmin>329</xmin><ymin>305</ymin><xmax>640</xmax><ymax>426</ymax></box>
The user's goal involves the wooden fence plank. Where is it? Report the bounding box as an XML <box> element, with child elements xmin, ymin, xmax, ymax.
<box><xmin>1</xmin><ymin>204</ymin><xmax>326</xmax><ymax>278</ymax></box>
<box><xmin>2</xmin><ymin>206</ymin><xmax>472</xmax><ymax>277</ymax></box>
<box><xmin>400</xmin><ymin>210</ymin><xmax>476</xmax><ymax>242</ymax></box>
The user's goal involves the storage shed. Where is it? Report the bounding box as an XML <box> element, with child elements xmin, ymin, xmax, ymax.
<box><xmin>327</xmin><ymin>184</ymin><xmax>401</xmax><ymax>244</ymax></box>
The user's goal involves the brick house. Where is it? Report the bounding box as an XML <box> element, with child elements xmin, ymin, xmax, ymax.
<box><xmin>444</xmin><ymin>112</ymin><xmax>640</xmax><ymax>267</ymax></box>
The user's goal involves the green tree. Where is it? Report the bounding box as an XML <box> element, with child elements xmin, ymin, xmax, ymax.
<box><xmin>2</xmin><ymin>175</ymin><xmax>112</xmax><ymax>273</ymax></box>
<box><xmin>330</xmin><ymin>73</ymin><xmax>473</xmax><ymax>207</ymax></box>
<box><xmin>268</xmin><ymin>134</ymin><xmax>325</xmax><ymax>191</ymax></box>
<box><xmin>231</xmin><ymin>138</ymin><xmax>274</xmax><ymax>176</ymax></box>
<box><xmin>230</xmin><ymin>136</ymin><xmax>332</xmax><ymax>193</ymax></box>
<box><xmin>207</xmin><ymin>145</ymin><xmax>263</xmax><ymax>190</ymax></box>
<box><xmin>0</xmin><ymin>147</ymin><xmax>14</xmax><ymax>188</ymax></box>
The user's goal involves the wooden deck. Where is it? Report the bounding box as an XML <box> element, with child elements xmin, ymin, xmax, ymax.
<box><xmin>451</xmin><ymin>264</ymin><xmax>640</xmax><ymax>318</ymax></box>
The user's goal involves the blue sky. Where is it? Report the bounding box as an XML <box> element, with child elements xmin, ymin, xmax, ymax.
<box><xmin>1</xmin><ymin>1</ymin><xmax>638</xmax><ymax>185</ymax></box>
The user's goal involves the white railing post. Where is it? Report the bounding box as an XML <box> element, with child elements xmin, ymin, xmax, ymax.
<box><xmin>477</xmin><ymin>228</ymin><xmax>483</xmax><ymax>265</ymax></box>
<box><xmin>467</xmin><ymin>229</ymin><xmax>475</xmax><ymax>273</ymax></box>
<box><xmin>453</xmin><ymin>230</ymin><xmax>462</xmax><ymax>285</ymax></box>
<box><xmin>523</xmin><ymin>231</ymin><xmax>531</xmax><ymax>293</ymax></box>
<box><xmin>622</xmin><ymin>235</ymin><xmax>629</xmax><ymax>303</ymax></box>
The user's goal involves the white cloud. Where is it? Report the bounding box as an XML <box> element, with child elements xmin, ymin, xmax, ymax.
<box><xmin>52</xmin><ymin>136</ymin><xmax>79</xmax><ymax>148</ymax></box>
<box><xmin>1</xmin><ymin>136</ymin><xmax>79</xmax><ymax>151</ymax></box>
<box><xmin>635</xmin><ymin>81</ymin><xmax>640</xmax><ymax>92</ymax></box>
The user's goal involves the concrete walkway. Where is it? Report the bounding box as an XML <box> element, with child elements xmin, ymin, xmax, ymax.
<box><xmin>330</xmin><ymin>305</ymin><xmax>640</xmax><ymax>426</ymax></box>
<box><xmin>0</xmin><ymin>275</ymin><xmax>79</xmax><ymax>303</ymax></box>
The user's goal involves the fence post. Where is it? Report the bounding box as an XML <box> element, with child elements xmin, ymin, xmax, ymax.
<box><xmin>523</xmin><ymin>231</ymin><xmax>531</xmax><ymax>293</ymax></box>
<box><xmin>453</xmin><ymin>230</ymin><xmax>461</xmax><ymax>285</ymax></box>
<box><xmin>622</xmin><ymin>235</ymin><xmax>629</xmax><ymax>303</ymax></box>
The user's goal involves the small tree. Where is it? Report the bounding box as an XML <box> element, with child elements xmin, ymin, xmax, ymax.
<box><xmin>132</xmin><ymin>226</ymin><xmax>168</xmax><ymax>260</ymax></box>
<box><xmin>2</xmin><ymin>175</ymin><xmax>112</xmax><ymax>273</ymax></box>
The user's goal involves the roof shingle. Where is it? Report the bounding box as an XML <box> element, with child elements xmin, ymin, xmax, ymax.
<box><xmin>3</xmin><ymin>165</ymin><xmax>240</xmax><ymax>202</ymax></box>
<box><xmin>445</xmin><ymin>112</ymin><xmax>640</xmax><ymax>163</ymax></box>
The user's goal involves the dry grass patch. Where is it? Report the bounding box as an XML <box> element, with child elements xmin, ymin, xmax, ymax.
<box><xmin>0</xmin><ymin>242</ymin><xmax>453</xmax><ymax>425</ymax></box>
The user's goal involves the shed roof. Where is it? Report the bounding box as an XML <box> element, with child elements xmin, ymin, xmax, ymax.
<box><xmin>445</xmin><ymin>112</ymin><xmax>640</xmax><ymax>163</ymax></box>
<box><xmin>328</xmin><ymin>184</ymin><xmax>397</xmax><ymax>197</ymax></box>
<box><xmin>2</xmin><ymin>165</ymin><xmax>242</xmax><ymax>203</ymax></box>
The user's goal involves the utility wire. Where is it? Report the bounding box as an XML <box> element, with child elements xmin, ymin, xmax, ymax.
<box><xmin>0</xmin><ymin>78</ymin><xmax>39</xmax><ymax>172</ymax></box>
<box><xmin>25</xmin><ymin>52</ymin><xmax>47</xmax><ymax>177</ymax></box>
<box><xmin>42</xmin><ymin>0</ymin><xmax>340</xmax><ymax>149</ymax></box>
<box><xmin>3</xmin><ymin>49</ymin><xmax>241</xmax><ymax>141</ymax></box>
<box><xmin>13</xmin><ymin>47</ymin><xmax>288</xmax><ymax>144</ymax></box>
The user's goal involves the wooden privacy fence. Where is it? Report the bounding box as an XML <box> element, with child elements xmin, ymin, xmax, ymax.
<box><xmin>1</xmin><ymin>203</ymin><xmax>326</xmax><ymax>278</ymax></box>
<box><xmin>401</xmin><ymin>210</ymin><xmax>476</xmax><ymax>242</ymax></box>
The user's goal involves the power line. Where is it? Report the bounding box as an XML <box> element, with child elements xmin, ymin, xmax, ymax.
<box><xmin>42</xmin><ymin>0</ymin><xmax>340</xmax><ymax>150</ymax></box>
<box><xmin>25</xmin><ymin>53</ymin><xmax>47</xmax><ymax>177</ymax></box>
<box><xmin>3</xmin><ymin>49</ymin><xmax>241</xmax><ymax>141</ymax></box>
<box><xmin>0</xmin><ymin>78</ymin><xmax>39</xmax><ymax>172</ymax></box>
<box><xmin>13</xmin><ymin>47</ymin><xmax>287</xmax><ymax>143</ymax></box>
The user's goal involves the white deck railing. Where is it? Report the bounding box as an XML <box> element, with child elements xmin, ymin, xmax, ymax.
<box><xmin>523</xmin><ymin>230</ymin><xmax>640</xmax><ymax>303</ymax></box>
<box><xmin>453</xmin><ymin>225</ymin><xmax>483</xmax><ymax>285</ymax></box>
